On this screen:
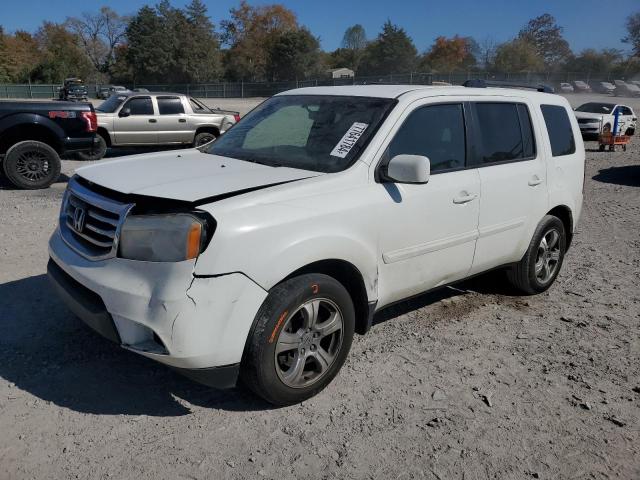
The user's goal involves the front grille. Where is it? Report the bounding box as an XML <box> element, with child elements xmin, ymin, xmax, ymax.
<box><xmin>59</xmin><ymin>177</ymin><xmax>134</xmax><ymax>260</ymax></box>
<box><xmin>578</xmin><ymin>118</ymin><xmax>599</xmax><ymax>124</ymax></box>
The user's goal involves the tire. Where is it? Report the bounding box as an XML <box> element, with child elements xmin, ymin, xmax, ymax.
<box><xmin>2</xmin><ymin>140</ymin><xmax>61</xmax><ymax>190</ymax></box>
<box><xmin>625</xmin><ymin>128</ymin><xmax>635</xmax><ymax>136</ymax></box>
<box><xmin>193</xmin><ymin>131</ymin><xmax>218</xmax><ymax>148</ymax></box>
<box><xmin>507</xmin><ymin>215</ymin><xmax>567</xmax><ymax>295</ymax></box>
<box><xmin>240</xmin><ymin>273</ymin><xmax>355</xmax><ymax>406</ymax></box>
<box><xmin>76</xmin><ymin>134</ymin><xmax>107</xmax><ymax>161</ymax></box>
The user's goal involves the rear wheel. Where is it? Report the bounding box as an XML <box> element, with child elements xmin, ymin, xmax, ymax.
<box><xmin>507</xmin><ymin>215</ymin><xmax>566</xmax><ymax>295</ymax></box>
<box><xmin>2</xmin><ymin>140</ymin><xmax>61</xmax><ymax>189</ymax></box>
<box><xmin>241</xmin><ymin>273</ymin><xmax>355</xmax><ymax>406</ymax></box>
<box><xmin>76</xmin><ymin>134</ymin><xmax>107</xmax><ymax>161</ymax></box>
<box><xmin>194</xmin><ymin>131</ymin><xmax>218</xmax><ymax>148</ymax></box>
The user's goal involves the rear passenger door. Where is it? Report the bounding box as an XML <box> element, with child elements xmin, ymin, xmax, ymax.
<box><xmin>469</xmin><ymin>100</ymin><xmax>549</xmax><ymax>275</ymax></box>
<box><xmin>155</xmin><ymin>96</ymin><xmax>192</xmax><ymax>144</ymax></box>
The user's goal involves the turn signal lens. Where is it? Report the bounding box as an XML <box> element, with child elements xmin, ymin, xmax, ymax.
<box><xmin>186</xmin><ymin>221</ymin><xmax>203</xmax><ymax>260</ymax></box>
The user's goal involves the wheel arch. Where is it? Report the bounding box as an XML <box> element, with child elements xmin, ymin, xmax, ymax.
<box><xmin>547</xmin><ymin>205</ymin><xmax>574</xmax><ymax>249</ymax></box>
<box><xmin>281</xmin><ymin>259</ymin><xmax>372</xmax><ymax>335</ymax></box>
<box><xmin>0</xmin><ymin>123</ymin><xmax>62</xmax><ymax>154</ymax></box>
<box><xmin>194</xmin><ymin>125</ymin><xmax>220</xmax><ymax>140</ymax></box>
<box><xmin>96</xmin><ymin>127</ymin><xmax>112</xmax><ymax>147</ymax></box>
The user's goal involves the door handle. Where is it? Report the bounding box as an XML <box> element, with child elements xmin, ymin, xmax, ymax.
<box><xmin>453</xmin><ymin>192</ymin><xmax>478</xmax><ymax>204</ymax></box>
<box><xmin>528</xmin><ymin>175</ymin><xmax>543</xmax><ymax>186</ymax></box>
<box><xmin>148</xmin><ymin>119</ymin><xmax>157</xmax><ymax>123</ymax></box>
<box><xmin>178</xmin><ymin>118</ymin><xmax>186</xmax><ymax>123</ymax></box>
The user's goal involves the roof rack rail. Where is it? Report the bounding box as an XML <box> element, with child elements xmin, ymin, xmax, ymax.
<box><xmin>462</xmin><ymin>79</ymin><xmax>554</xmax><ymax>94</ymax></box>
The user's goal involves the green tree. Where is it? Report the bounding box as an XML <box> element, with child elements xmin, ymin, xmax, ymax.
<box><xmin>182</xmin><ymin>0</ymin><xmax>223</xmax><ymax>82</ymax></box>
<box><xmin>359</xmin><ymin>21</ymin><xmax>417</xmax><ymax>76</ymax></box>
<box><xmin>493</xmin><ymin>38</ymin><xmax>544</xmax><ymax>72</ymax></box>
<box><xmin>31</xmin><ymin>22</ymin><xmax>94</xmax><ymax>83</ymax></box>
<box><xmin>518</xmin><ymin>13</ymin><xmax>571</xmax><ymax>67</ymax></box>
<box><xmin>566</xmin><ymin>48</ymin><xmax>623</xmax><ymax>74</ymax></box>
<box><xmin>623</xmin><ymin>12</ymin><xmax>640</xmax><ymax>56</ymax></box>
<box><xmin>267</xmin><ymin>27</ymin><xmax>321</xmax><ymax>81</ymax></box>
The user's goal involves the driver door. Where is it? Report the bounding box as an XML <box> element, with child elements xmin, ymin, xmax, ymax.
<box><xmin>113</xmin><ymin>96</ymin><xmax>158</xmax><ymax>145</ymax></box>
<box><xmin>375</xmin><ymin>102</ymin><xmax>480</xmax><ymax>306</ymax></box>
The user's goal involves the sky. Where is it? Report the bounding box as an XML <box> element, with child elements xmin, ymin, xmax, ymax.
<box><xmin>1</xmin><ymin>0</ymin><xmax>637</xmax><ymax>54</ymax></box>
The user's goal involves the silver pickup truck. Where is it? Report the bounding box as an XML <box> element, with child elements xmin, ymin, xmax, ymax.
<box><xmin>79</xmin><ymin>92</ymin><xmax>239</xmax><ymax>160</ymax></box>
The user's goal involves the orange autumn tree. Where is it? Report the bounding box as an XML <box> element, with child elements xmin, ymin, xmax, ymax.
<box><xmin>420</xmin><ymin>35</ymin><xmax>477</xmax><ymax>72</ymax></box>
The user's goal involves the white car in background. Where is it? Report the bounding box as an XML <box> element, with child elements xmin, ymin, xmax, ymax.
<box><xmin>48</xmin><ymin>84</ymin><xmax>584</xmax><ymax>405</ymax></box>
<box><xmin>573</xmin><ymin>80</ymin><xmax>591</xmax><ymax>93</ymax></box>
<box><xmin>559</xmin><ymin>82</ymin><xmax>574</xmax><ymax>93</ymax></box>
<box><xmin>574</xmin><ymin>102</ymin><xmax>637</xmax><ymax>138</ymax></box>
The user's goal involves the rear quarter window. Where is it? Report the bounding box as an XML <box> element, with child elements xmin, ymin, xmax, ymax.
<box><xmin>541</xmin><ymin>104</ymin><xmax>576</xmax><ymax>157</ymax></box>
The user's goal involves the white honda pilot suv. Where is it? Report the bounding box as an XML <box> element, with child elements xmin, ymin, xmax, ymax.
<box><xmin>48</xmin><ymin>83</ymin><xmax>584</xmax><ymax>405</ymax></box>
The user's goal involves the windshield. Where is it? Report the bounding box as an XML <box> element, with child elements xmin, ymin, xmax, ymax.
<box><xmin>205</xmin><ymin>95</ymin><xmax>395</xmax><ymax>173</ymax></box>
<box><xmin>576</xmin><ymin>102</ymin><xmax>615</xmax><ymax>114</ymax></box>
<box><xmin>96</xmin><ymin>94</ymin><xmax>128</xmax><ymax>113</ymax></box>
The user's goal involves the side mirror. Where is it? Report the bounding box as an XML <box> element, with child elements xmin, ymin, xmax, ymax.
<box><xmin>119</xmin><ymin>107</ymin><xmax>131</xmax><ymax>118</ymax></box>
<box><xmin>384</xmin><ymin>154</ymin><xmax>430</xmax><ymax>184</ymax></box>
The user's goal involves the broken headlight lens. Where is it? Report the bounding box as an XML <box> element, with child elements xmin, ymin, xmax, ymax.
<box><xmin>118</xmin><ymin>213</ymin><xmax>207</xmax><ymax>262</ymax></box>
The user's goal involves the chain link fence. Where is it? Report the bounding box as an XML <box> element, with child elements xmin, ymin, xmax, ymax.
<box><xmin>1</xmin><ymin>71</ymin><xmax>635</xmax><ymax>99</ymax></box>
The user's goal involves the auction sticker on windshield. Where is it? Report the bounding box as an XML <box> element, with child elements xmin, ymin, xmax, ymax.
<box><xmin>330</xmin><ymin>122</ymin><xmax>369</xmax><ymax>158</ymax></box>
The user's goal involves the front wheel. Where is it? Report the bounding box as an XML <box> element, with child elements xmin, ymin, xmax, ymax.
<box><xmin>240</xmin><ymin>274</ymin><xmax>355</xmax><ymax>406</ymax></box>
<box><xmin>507</xmin><ymin>215</ymin><xmax>566</xmax><ymax>295</ymax></box>
<box><xmin>76</xmin><ymin>134</ymin><xmax>107</xmax><ymax>161</ymax></box>
<box><xmin>2</xmin><ymin>140</ymin><xmax>61</xmax><ymax>189</ymax></box>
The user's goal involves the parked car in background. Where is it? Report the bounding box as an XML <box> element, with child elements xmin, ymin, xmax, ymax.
<box><xmin>132</xmin><ymin>88</ymin><xmax>149</xmax><ymax>93</ymax></box>
<box><xmin>614</xmin><ymin>80</ymin><xmax>640</xmax><ymax>97</ymax></box>
<box><xmin>48</xmin><ymin>83</ymin><xmax>584</xmax><ymax>405</ymax></box>
<box><xmin>97</xmin><ymin>85</ymin><xmax>129</xmax><ymax>99</ymax></box>
<box><xmin>593</xmin><ymin>81</ymin><xmax>616</xmax><ymax>95</ymax></box>
<box><xmin>574</xmin><ymin>102</ymin><xmax>636</xmax><ymax>138</ymax></box>
<box><xmin>559</xmin><ymin>82</ymin><xmax>574</xmax><ymax>93</ymax></box>
<box><xmin>59</xmin><ymin>78</ymin><xmax>88</xmax><ymax>102</ymax></box>
<box><xmin>573</xmin><ymin>80</ymin><xmax>591</xmax><ymax>93</ymax></box>
<box><xmin>77</xmin><ymin>92</ymin><xmax>239</xmax><ymax>160</ymax></box>
<box><xmin>0</xmin><ymin>100</ymin><xmax>97</xmax><ymax>189</ymax></box>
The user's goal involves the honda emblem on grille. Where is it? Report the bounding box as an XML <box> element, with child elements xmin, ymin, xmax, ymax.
<box><xmin>72</xmin><ymin>207</ymin><xmax>86</xmax><ymax>233</ymax></box>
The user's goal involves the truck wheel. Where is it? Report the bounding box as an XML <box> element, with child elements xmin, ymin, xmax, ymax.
<box><xmin>507</xmin><ymin>215</ymin><xmax>566</xmax><ymax>295</ymax></box>
<box><xmin>194</xmin><ymin>131</ymin><xmax>217</xmax><ymax>147</ymax></box>
<box><xmin>76</xmin><ymin>134</ymin><xmax>107</xmax><ymax>161</ymax></box>
<box><xmin>241</xmin><ymin>274</ymin><xmax>355</xmax><ymax>406</ymax></box>
<box><xmin>2</xmin><ymin>140</ymin><xmax>61</xmax><ymax>190</ymax></box>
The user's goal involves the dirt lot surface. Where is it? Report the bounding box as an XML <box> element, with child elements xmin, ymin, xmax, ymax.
<box><xmin>1</xmin><ymin>93</ymin><xmax>639</xmax><ymax>479</ymax></box>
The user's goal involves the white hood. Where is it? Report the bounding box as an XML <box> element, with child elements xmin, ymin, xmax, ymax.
<box><xmin>75</xmin><ymin>149</ymin><xmax>322</xmax><ymax>203</ymax></box>
<box><xmin>574</xmin><ymin>111</ymin><xmax>604</xmax><ymax>120</ymax></box>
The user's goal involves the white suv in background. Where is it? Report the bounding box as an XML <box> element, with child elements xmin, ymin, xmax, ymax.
<box><xmin>574</xmin><ymin>102</ymin><xmax>636</xmax><ymax>138</ymax></box>
<box><xmin>48</xmin><ymin>83</ymin><xmax>584</xmax><ymax>405</ymax></box>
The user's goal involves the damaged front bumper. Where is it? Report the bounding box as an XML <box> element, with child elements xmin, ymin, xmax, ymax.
<box><xmin>48</xmin><ymin>229</ymin><xmax>268</xmax><ymax>387</ymax></box>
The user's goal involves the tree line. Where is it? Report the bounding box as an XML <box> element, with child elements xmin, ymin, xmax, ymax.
<box><xmin>1</xmin><ymin>1</ymin><xmax>639</xmax><ymax>85</ymax></box>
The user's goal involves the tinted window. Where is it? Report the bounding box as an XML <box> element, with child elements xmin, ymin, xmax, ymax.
<box><xmin>158</xmin><ymin>97</ymin><xmax>185</xmax><ymax>115</ymax></box>
<box><xmin>473</xmin><ymin>103</ymin><xmax>534</xmax><ymax>164</ymax></box>
<box><xmin>575</xmin><ymin>102</ymin><xmax>615</xmax><ymax>114</ymax></box>
<box><xmin>541</xmin><ymin>105</ymin><xmax>576</xmax><ymax>157</ymax></box>
<box><xmin>124</xmin><ymin>97</ymin><xmax>153</xmax><ymax>115</ymax></box>
<box><xmin>387</xmin><ymin>103</ymin><xmax>466</xmax><ymax>173</ymax></box>
<box><xmin>616</xmin><ymin>106</ymin><xmax>632</xmax><ymax>116</ymax></box>
<box><xmin>189</xmin><ymin>98</ymin><xmax>207</xmax><ymax>112</ymax></box>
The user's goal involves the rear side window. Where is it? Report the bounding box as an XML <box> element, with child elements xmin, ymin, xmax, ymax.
<box><xmin>124</xmin><ymin>97</ymin><xmax>153</xmax><ymax>115</ymax></box>
<box><xmin>157</xmin><ymin>96</ymin><xmax>185</xmax><ymax>115</ymax></box>
<box><xmin>472</xmin><ymin>102</ymin><xmax>535</xmax><ymax>165</ymax></box>
<box><xmin>541</xmin><ymin>104</ymin><xmax>576</xmax><ymax>157</ymax></box>
<box><xmin>387</xmin><ymin>103</ymin><xmax>466</xmax><ymax>173</ymax></box>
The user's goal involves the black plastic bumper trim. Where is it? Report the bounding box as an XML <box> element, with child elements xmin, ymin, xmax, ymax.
<box><xmin>47</xmin><ymin>258</ymin><xmax>121</xmax><ymax>344</ymax></box>
<box><xmin>171</xmin><ymin>363</ymin><xmax>240</xmax><ymax>389</ymax></box>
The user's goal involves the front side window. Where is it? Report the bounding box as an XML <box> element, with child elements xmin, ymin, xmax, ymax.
<box><xmin>124</xmin><ymin>97</ymin><xmax>153</xmax><ymax>115</ymax></box>
<box><xmin>386</xmin><ymin>103</ymin><xmax>466</xmax><ymax>173</ymax></box>
<box><xmin>541</xmin><ymin>104</ymin><xmax>576</xmax><ymax>157</ymax></box>
<box><xmin>472</xmin><ymin>102</ymin><xmax>535</xmax><ymax>165</ymax></box>
<box><xmin>158</xmin><ymin>96</ymin><xmax>185</xmax><ymax>115</ymax></box>
<box><xmin>206</xmin><ymin>95</ymin><xmax>395</xmax><ymax>173</ymax></box>
<box><xmin>96</xmin><ymin>94</ymin><xmax>127</xmax><ymax>113</ymax></box>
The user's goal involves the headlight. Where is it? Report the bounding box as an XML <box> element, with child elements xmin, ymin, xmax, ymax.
<box><xmin>119</xmin><ymin>213</ymin><xmax>209</xmax><ymax>262</ymax></box>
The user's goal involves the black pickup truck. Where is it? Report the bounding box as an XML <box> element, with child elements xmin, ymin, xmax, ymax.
<box><xmin>0</xmin><ymin>100</ymin><xmax>97</xmax><ymax>189</ymax></box>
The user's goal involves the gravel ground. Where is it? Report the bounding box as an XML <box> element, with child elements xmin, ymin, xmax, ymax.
<box><xmin>1</xmin><ymin>94</ymin><xmax>639</xmax><ymax>479</ymax></box>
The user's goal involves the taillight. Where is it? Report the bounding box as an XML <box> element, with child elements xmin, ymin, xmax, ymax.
<box><xmin>233</xmin><ymin>114</ymin><xmax>241</xmax><ymax>123</ymax></box>
<box><xmin>80</xmin><ymin>111</ymin><xmax>97</xmax><ymax>132</ymax></box>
